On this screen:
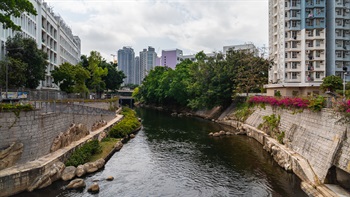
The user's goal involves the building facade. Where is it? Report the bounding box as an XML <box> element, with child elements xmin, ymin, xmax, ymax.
<box><xmin>139</xmin><ymin>46</ymin><xmax>157</xmax><ymax>82</ymax></box>
<box><xmin>160</xmin><ymin>49</ymin><xmax>183</xmax><ymax>69</ymax></box>
<box><xmin>223</xmin><ymin>43</ymin><xmax>259</xmax><ymax>57</ymax></box>
<box><xmin>0</xmin><ymin>0</ymin><xmax>81</xmax><ymax>90</ymax></box>
<box><xmin>118</xmin><ymin>46</ymin><xmax>135</xmax><ymax>85</ymax></box>
<box><xmin>266</xmin><ymin>0</ymin><xmax>350</xmax><ymax>97</ymax></box>
<box><xmin>134</xmin><ymin>56</ymin><xmax>141</xmax><ymax>85</ymax></box>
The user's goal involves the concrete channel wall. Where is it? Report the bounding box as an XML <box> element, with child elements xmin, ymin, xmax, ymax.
<box><xmin>219</xmin><ymin>105</ymin><xmax>350</xmax><ymax>196</ymax></box>
<box><xmin>0</xmin><ymin>104</ymin><xmax>116</xmax><ymax>165</ymax></box>
<box><xmin>0</xmin><ymin>114</ymin><xmax>122</xmax><ymax>197</ymax></box>
<box><xmin>244</xmin><ymin>106</ymin><xmax>350</xmax><ymax>183</ymax></box>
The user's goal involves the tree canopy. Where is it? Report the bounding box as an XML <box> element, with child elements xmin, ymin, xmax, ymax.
<box><xmin>0</xmin><ymin>34</ymin><xmax>48</xmax><ymax>89</ymax></box>
<box><xmin>51</xmin><ymin>51</ymin><xmax>125</xmax><ymax>98</ymax></box>
<box><xmin>0</xmin><ymin>0</ymin><xmax>37</xmax><ymax>31</ymax></box>
<box><xmin>134</xmin><ymin>50</ymin><xmax>270</xmax><ymax>109</ymax></box>
<box><xmin>320</xmin><ymin>75</ymin><xmax>343</xmax><ymax>93</ymax></box>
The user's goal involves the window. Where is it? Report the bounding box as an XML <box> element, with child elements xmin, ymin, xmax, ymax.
<box><xmin>292</xmin><ymin>62</ymin><xmax>298</xmax><ymax>69</ymax></box>
<box><xmin>291</xmin><ymin>21</ymin><xmax>298</xmax><ymax>27</ymax></box>
<box><xmin>292</xmin><ymin>41</ymin><xmax>298</xmax><ymax>48</ymax></box>
<box><xmin>336</xmin><ymin>51</ymin><xmax>342</xmax><ymax>58</ymax></box>
<box><xmin>315</xmin><ymin>61</ymin><xmax>321</xmax><ymax>68</ymax></box>
<box><xmin>315</xmin><ymin>40</ymin><xmax>321</xmax><ymax>46</ymax></box>
<box><xmin>291</xmin><ymin>72</ymin><xmax>298</xmax><ymax>79</ymax></box>
<box><xmin>306</xmin><ymin>19</ymin><xmax>314</xmax><ymax>26</ymax></box>
<box><xmin>285</xmin><ymin>53</ymin><xmax>288</xmax><ymax>58</ymax></box>
<box><xmin>315</xmin><ymin>19</ymin><xmax>323</xmax><ymax>26</ymax></box>
<box><xmin>291</xmin><ymin>0</ymin><xmax>300</xmax><ymax>6</ymax></box>
<box><xmin>316</xmin><ymin>50</ymin><xmax>321</xmax><ymax>57</ymax></box>
<box><xmin>316</xmin><ymin>29</ymin><xmax>321</xmax><ymax>36</ymax></box>
<box><xmin>291</xmin><ymin>10</ymin><xmax>298</xmax><ymax>17</ymax></box>
<box><xmin>308</xmin><ymin>30</ymin><xmax>313</xmax><ymax>37</ymax></box>
<box><xmin>316</xmin><ymin>72</ymin><xmax>321</xmax><ymax>79</ymax></box>
<box><xmin>292</xmin><ymin>52</ymin><xmax>298</xmax><ymax>58</ymax></box>
<box><xmin>307</xmin><ymin>41</ymin><xmax>313</xmax><ymax>47</ymax></box>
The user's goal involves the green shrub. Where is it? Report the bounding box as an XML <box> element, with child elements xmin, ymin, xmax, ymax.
<box><xmin>0</xmin><ymin>103</ymin><xmax>33</xmax><ymax>112</ymax></box>
<box><xmin>109</xmin><ymin>107</ymin><xmax>141</xmax><ymax>138</ymax></box>
<box><xmin>65</xmin><ymin>139</ymin><xmax>102</xmax><ymax>167</ymax></box>
<box><xmin>308</xmin><ymin>96</ymin><xmax>325</xmax><ymax>112</ymax></box>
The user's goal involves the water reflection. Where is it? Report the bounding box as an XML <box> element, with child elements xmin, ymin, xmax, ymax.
<box><xmin>16</xmin><ymin>108</ymin><xmax>306</xmax><ymax>197</ymax></box>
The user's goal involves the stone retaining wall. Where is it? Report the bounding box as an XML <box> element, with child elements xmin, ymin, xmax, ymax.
<box><xmin>0</xmin><ymin>115</ymin><xmax>122</xmax><ymax>197</ymax></box>
<box><xmin>0</xmin><ymin>110</ymin><xmax>115</xmax><ymax>165</ymax></box>
<box><xmin>243</xmin><ymin>106</ymin><xmax>350</xmax><ymax>183</ymax></box>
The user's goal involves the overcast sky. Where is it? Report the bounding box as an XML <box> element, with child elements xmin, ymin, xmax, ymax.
<box><xmin>45</xmin><ymin>0</ymin><xmax>268</xmax><ymax>61</ymax></box>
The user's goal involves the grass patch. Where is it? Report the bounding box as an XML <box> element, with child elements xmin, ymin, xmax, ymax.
<box><xmin>89</xmin><ymin>138</ymin><xmax>120</xmax><ymax>162</ymax></box>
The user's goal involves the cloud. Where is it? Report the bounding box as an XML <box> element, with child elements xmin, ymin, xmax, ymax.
<box><xmin>45</xmin><ymin>0</ymin><xmax>268</xmax><ymax>60</ymax></box>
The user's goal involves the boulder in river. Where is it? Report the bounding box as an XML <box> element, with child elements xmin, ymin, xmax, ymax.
<box><xmin>106</xmin><ymin>176</ymin><xmax>114</xmax><ymax>181</ymax></box>
<box><xmin>88</xmin><ymin>183</ymin><xmax>100</xmax><ymax>193</ymax></box>
<box><xmin>62</xmin><ymin>166</ymin><xmax>76</xmax><ymax>181</ymax></box>
<box><xmin>66</xmin><ymin>178</ymin><xmax>86</xmax><ymax>189</ymax></box>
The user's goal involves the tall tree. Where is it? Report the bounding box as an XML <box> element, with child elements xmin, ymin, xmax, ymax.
<box><xmin>101</xmin><ymin>62</ymin><xmax>126</xmax><ymax>92</ymax></box>
<box><xmin>87</xmin><ymin>51</ymin><xmax>108</xmax><ymax>98</ymax></box>
<box><xmin>320</xmin><ymin>75</ymin><xmax>343</xmax><ymax>93</ymax></box>
<box><xmin>3</xmin><ymin>34</ymin><xmax>48</xmax><ymax>89</ymax></box>
<box><xmin>0</xmin><ymin>57</ymin><xmax>26</xmax><ymax>88</ymax></box>
<box><xmin>51</xmin><ymin>62</ymin><xmax>90</xmax><ymax>95</ymax></box>
<box><xmin>0</xmin><ymin>0</ymin><xmax>37</xmax><ymax>31</ymax></box>
<box><xmin>230</xmin><ymin>50</ymin><xmax>270</xmax><ymax>96</ymax></box>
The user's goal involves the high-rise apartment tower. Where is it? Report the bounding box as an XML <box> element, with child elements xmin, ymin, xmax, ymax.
<box><xmin>266</xmin><ymin>0</ymin><xmax>350</xmax><ymax>96</ymax></box>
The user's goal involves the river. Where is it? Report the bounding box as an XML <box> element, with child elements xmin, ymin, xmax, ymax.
<box><xmin>17</xmin><ymin>108</ymin><xmax>307</xmax><ymax>197</ymax></box>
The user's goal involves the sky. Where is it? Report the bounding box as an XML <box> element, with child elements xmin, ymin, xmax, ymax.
<box><xmin>45</xmin><ymin>0</ymin><xmax>268</xmax><ymax>61</ymax></box>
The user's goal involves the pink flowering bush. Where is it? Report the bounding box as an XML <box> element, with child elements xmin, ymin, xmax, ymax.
<box><xmin>335</xmin><ymin>99</ymin><xmax>350</xmax><ymax>113</ymax></box>
<box><xmin>248</xmin><ymin>96</ymin><xmax>310</xmax><ymax>110</ymax></box>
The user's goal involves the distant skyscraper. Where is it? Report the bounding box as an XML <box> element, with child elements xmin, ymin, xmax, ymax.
<box><xmin>118</xmin><ymin>47</ymin><xmax>135</xmax><ymax>85</ymax></box>
<box><xmin>139</xmin><ymin>46</ymin><xmax>157</xmax><ymax>81</ymax></box>
<box><xmin>134</xmin><ymin>56</ymin><xmax>141</xmax><ymax>85</ymax></box>
<box><xmin>161</xmin><ymin>49</ymin><xmax>183</xmax><ymax>69</ymax></box>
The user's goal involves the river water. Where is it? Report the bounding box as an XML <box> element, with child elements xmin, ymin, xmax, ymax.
<box><xmin>17</xmin><ymin>108</ymin><xmax>307</xmax><ymax>197</ymax></box>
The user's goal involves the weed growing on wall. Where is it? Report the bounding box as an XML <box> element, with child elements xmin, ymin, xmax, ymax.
<box><xmin>258</xmin><ymin>114</ymin><xmax>284</xmax><ymax>144</ymax></box>
<box><xmin>232</xmin><ymin>102</ymin><xmax>254</xmax><ymax>122</ymax></box>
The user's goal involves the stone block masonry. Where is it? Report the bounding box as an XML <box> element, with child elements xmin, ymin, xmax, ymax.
<box><xmin>245</xmin><ymin>106</ymin><xmax>350</xmax><ymax>184</ymax></box>
<box><xmin>0</xmin><ymin>115</ymin><xmax>122</xmax><ymax>197</ymax></box>
<box><xmin>0</xmin><ymin>110</ymin><xmax>115</xmax><ymax>165</ymax></box>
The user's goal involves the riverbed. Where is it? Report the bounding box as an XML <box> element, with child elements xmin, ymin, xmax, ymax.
<box><xmin>16</xmin><ymin>108</ymin><xmax>307</xmax><ymax>197</ymax></box>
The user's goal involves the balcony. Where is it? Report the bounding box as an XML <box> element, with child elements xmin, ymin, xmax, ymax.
<box><xmin>290</xmin><ymin>3</ymin><xmax>301</xmax><ymax>9</ymax></box>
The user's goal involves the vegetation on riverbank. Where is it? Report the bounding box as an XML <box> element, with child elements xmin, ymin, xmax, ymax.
<box><xmin>65</xmin><ymin>107</ymin><xmax>140</xmax><ymax>166</ymax></box>
<box><xmin>109</xmin><ymin>107</ymin><xmax>141</xmax><ymax>138</ymax></box>
<box><xmin>133</xmin><ymin>50</ymin><xmax>270</xmax><ymax>110</ymax></box>
<box><xmin>89</xmin><ymin>138</ymin><xmax>120</xmax><ymax>162</ymax></box>
<box><xmin>65</xmin><ymin>139</ymin><xmax>102</xmax><ymax>167</ymax></box>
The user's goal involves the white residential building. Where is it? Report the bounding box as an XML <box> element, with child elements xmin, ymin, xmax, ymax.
<box><xmin>223</xmin><ymin>43</ymin><xmax>259</xmax><ymax>57</ymax></box>
<box><xmin>139</xmin><ymin>46</ymin><xmax>157</xmax><ymax>82</ymax></box>
<box><xmin>266</xmin><ymin>0</ymin><xmax>350</xmax><ymax>97</ymax></box>
<box><xmin>0</xmin><ymin>0</ymin><xmax>81</xmax><ymax>90</ymax></box>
